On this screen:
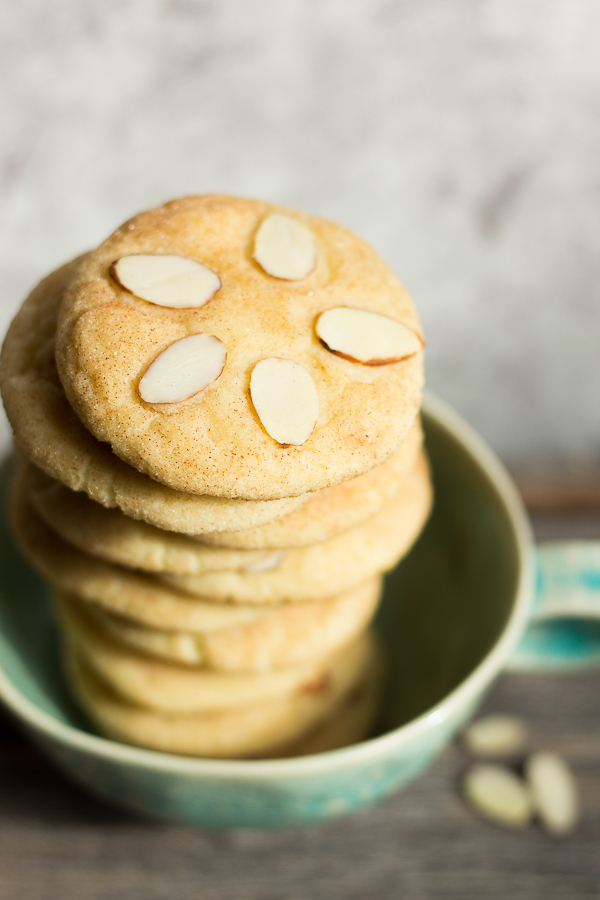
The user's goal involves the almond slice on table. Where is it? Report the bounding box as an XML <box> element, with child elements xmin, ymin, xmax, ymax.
<box><xmin>463</xmin><ymin>714</ymin><xmax>528</xmax><ymax>758</ymax></box>
<box><xmin>250</xmin><ymin>359</ymin><xmax>319</xmax><ymax>446</ymax></box>
<box><xmin>316</xmin><ymin>307</ymin><xmax>423</xmax><ymax>365</ymax></box>
<box><xmin>525</xmin><ymin>752</ymin><xmax>579</xmax><ymax>836</ymax></box>
<box><xmin>110</xmin><ymin>255</ymin><xmax>221</xmax><ymax>308</ymax></box>
<box><xmin>253</xmin><ymin>214</ymin><xmax>317</xmax><ymax>280</ymax></box>
<box><xmin>463</xmin><ymin>764</ymin><xmax>532</xmax><ymax>828</ymax></box>
<box><xmin>139</xmin><ymin>334</ymin><xmax>226</xmax><ymax>404</ymax></box>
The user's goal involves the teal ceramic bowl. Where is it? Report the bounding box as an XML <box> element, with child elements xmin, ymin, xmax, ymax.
<box><xmin>0</xmin><ymin>394</ymin><xmax>598</xmax><ymax>829</ymax></box>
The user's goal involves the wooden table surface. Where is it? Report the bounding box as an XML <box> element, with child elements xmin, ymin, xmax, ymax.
<box><xmin>0</xmin><ymin>509</ymin><xmax>599</xmax><ymax>900</ymax></box>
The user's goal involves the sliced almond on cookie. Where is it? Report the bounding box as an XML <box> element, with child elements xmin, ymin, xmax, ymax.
<box><xmin>139</xmin><ymin>334</ymin><xmax>226</xmax><ymax>404</ymax></box>
<box><xmin>250</xmin><ymin>359</ymin><xmax>319</xmax><ymax>445</ymax></box>
<box><xmin>316</xmin><ymin>307</ymin><xmax>423</xmax><ymax>365</ymax></box>
<box><xmin>253</xmin><ymin>214</ymin><xmax>317</xmax><ymax>280</ymax></box>
<box><xmin>110</xmin><ymin>255</ymin><xmax>221</xmax><ymax>308</ymax></box>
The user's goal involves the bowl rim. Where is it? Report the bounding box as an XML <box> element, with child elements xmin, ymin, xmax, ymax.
<box><xmin>0</xmin><ymin>392</ymin><xmax>534</xmax><ymax>779</ymax></box>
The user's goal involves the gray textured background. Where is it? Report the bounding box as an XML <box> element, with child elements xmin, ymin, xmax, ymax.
<box><xmin>1</xmin><ymin>0</ymin><xmax>599</xmax><ymax>467</ymax></box>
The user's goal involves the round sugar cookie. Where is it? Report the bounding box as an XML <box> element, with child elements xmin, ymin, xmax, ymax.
<box><xmin>25</xmin><ymin>422</ymin><xmax>422</xmax><ymax>572</ymax></box>
<box><xmin>63</xmin><ymin>629</ymin><xmax>377</xmax><ymax>758</ymax></box>
<box><xmin>198</xmin><ymin>420</ymin><xmax>423</xmax><ymax>550</ymax></box>
<box><xmin>57</xmin><ymin>594</ymin><xmax>350</xmax><ymax>713</ymax></box>
<box><xmin>11</xmin><ymin>481</ymin><xmax>269</xmax><ymax>631</ymax></box>
<box><xmin>12</xmin><ymin>478</ymin><xmax>378</xmax><ymax>638</ymax></box>
<box><xmin>56</xmin><ymin>576</ymin><xmax>381</xmax><ymax>671</ymax></box>
<box><xmin>0</xmin><ymin>262</ymin><xmax>306</xmax><ymax>534</ymax></box>
<box><xmin>270</xmin><ymin>648</ymin><xmax>384</xmax><ymax>758</ymax></box>
<box><xmin>16</xmin><ymin>452</ymin><xmax>431</xmax><ymax>610</ymax></box>
<box><xmin>159</xmin><ymin>452</ymin><xmax>432</xmax><ymax>604</ymax></box>
<box><xmin>55</xmin><ymin>195</ymin><xmax>424</xmax><ymax>500</ymax></box>
<box><xmin>24</xmin><ymin>461</ymin><xmax>282</xmax><ymax>575</ymax></box>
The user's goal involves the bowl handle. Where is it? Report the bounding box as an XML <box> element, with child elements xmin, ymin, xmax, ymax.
<box><xmin>508</xmin><ymin>541</ymin><xmax>600</xmax><ymax>671</ymax></box>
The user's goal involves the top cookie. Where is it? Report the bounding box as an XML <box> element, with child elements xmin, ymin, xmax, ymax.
<box><xmin>56</xmin><ymin>196</ymin><xmax>424</xmax><ymax>500</ymax></box>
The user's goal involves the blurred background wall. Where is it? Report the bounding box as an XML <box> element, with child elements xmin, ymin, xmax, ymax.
<box><xmin>1</xmin><ymin>0</ymin><xmax>599</xmax><ymax>475</ymax></box>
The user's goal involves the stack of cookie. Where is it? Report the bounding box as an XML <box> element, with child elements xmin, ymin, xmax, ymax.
<box><xmin>1</xmin><ymin>196</ymin><xmax>431</xmax><ymax>759</ymax></box>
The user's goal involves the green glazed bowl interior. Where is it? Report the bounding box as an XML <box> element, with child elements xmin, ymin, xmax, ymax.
<box><xmin>379</xmin><ymin>405</ymin><xmax>522</xmax><ymax>731</ymax></box>
<box><xmin>0</xmin><ymin>395</ymin><xmax>530</xmax><ymax>826</ymax></box>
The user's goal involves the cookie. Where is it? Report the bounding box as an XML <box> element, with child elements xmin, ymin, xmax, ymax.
<box><xmin>159</xmin><ymin>452</ymin><xmax>432</xmax><ymax>604</ymax></box>
<box><xmin>13</xmin><ymin>480</ymin><xmax>383</xmax><ymax>650</ymax></box>
<box><xmin>25</xmin><ymin>424</ymin><xmax>423</xmax><ymax>572</ymax></box>
<box><xmin>64</xmin><ymin>628</ymin><xmax>377</xmax><ymax>758</ymax></box>
<box><xmin>196</xmin><ymin>420</ymin><xmax>424</xmax><ymax>550</ymax></box>
<box><xmin>57</xmin><ymin>594</ymin><xmax>354</xmax><ymax>713</ymax></box>
<box><xmin>269</xmin><ymin>648</ymin><xmax>383</xmax><ymax>758</ymax></box>
<box><xmin>11</xmin><ymin>484</ymin><xmax>269</xmax><ymax>631</ymax></box>
<box><xmin>24</xmin><ymin>460</ymin><xmax>283</xmax><ymax>575</ymax></box>
<box><xmin>0</xmin><ymin>261</ymin><xmax>306</xmax><ymax>534</ymax></box>
<box><xmin>14</xmin><ymin>454</ymin><xmax>429</xmax><ymax>613</ymax></box>
<box><xmin>56</xmin><ymin>576</ymin><xmax>380</xmax><ymax>671</ymax></box>
<box><xmin>55</xmin><ymin>196</ymin><xmax>424</xmax><ymax>499</ymax></box>
<box><xmin>25</xmin><ymin>421</ymin><xmax>423</xmax><ymax>569</ymax></box>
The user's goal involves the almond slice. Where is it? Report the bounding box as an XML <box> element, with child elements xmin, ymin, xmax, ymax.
<box><xmin>110</xmin><ymin>255</ymin><xmax>221</xmax><ymax>308</ymax></box>
<box><xmin>316</xmin><ymin>308</ymin><xmax>423</xmax><ymax>365</ymax></box>
<box><xmin>463</xmin><ymin>715</ymin><xmax>527</xmax><ymax>758</ymax></box>
<box><xmin>525</xmin><ymin>752</ymin><xmax>579</xmax><ymax>835</ymax></box>
<box><xmin>139</xmin><ymin>334</ymin><xmax>226</xmax><ymax>404</ymax></box>
<box><xmin>250</xmin><ymin>359</ymin><xmax>319</xmax><ymax>445</ymax></box>
<box><xmin>253</xmin><ymin>214</ymin><xmax>317</xmax><ymax>280</ymax></box>
<box><xmin>463</xmin><ymin>764</ymin><xmax>532</xmax><ymax>828</ymax></box>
